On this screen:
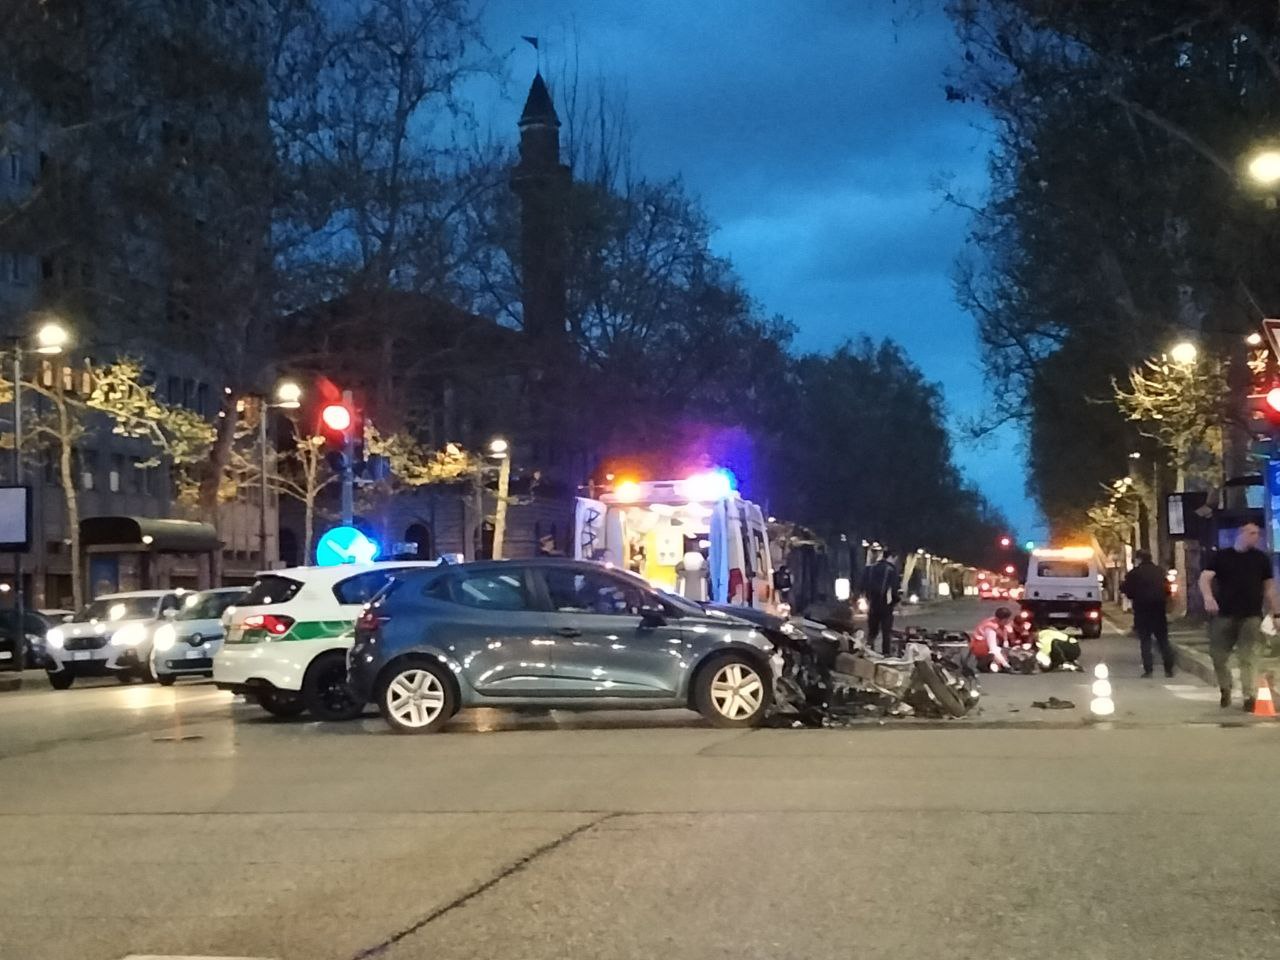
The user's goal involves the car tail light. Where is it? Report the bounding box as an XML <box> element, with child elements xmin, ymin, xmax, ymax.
<box><xmin>728</xmin><ymin>568</ymin><xmax>745</xmax><ymax>603</ymax></box>
<box><xmin>1087</xmin><ymin>610</ymin><xmax>1100</xmax><ymax>620</ymax></box>
<box><xmin>243</xmin><ymin>613</ymin><xmax>294</xmax><ymax>636</ymax></box>
<box><xmin>1019</xmin><ymin>609</ymin><xmax>1031</xmax><ymax>618</ymax></box>
<box><xmin>356</xmin><ymin>606</ymin><xmax>388</xmax><ymax>632</ymax></box>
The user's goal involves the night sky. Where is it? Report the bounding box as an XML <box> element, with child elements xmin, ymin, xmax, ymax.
<box><xmin>473</xmin><ymin>0</ymin><xmax>1040</xmax><ymax>540</ymax></box>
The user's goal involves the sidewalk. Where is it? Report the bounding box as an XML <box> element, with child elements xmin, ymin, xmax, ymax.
<box><xmin>1101</xmin><ymin>602</ymin><xmax>1264</xmax><ymax>690</ymax></box>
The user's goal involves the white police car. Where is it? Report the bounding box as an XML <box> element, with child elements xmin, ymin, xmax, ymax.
<box><xmin>214</xmin><ymin>562</ymin><xmax>437</xmax><ymax>720</ymax></box>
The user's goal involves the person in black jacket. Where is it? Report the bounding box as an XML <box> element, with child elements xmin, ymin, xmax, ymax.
<box><xmin>1121</xmin><ymin>550</ymin><xmax>1173</xmax><ymax>678</ymax></box>
<box><xmin>860</xmin><ymin>549</ymin><xmax>901</xmax><ymax>655</ymax></box>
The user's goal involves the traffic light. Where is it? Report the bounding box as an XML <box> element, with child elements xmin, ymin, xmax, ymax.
<box><xmin>318</xmin><ymin>401</ymin><xmax>358</xmax><ymax>472</ymax></box>
<box><xmin>1247</xmin><ymin>385</ymin><xmax>1280</xmax><ymax>434</ymax></box>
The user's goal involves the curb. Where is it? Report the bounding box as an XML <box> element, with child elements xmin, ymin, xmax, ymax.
<box><xmin>1171</xmin><ymin>638</ymin><xmax>1217</xmax><ymax>688</ymax></box>
<box><xmin>0</xmin><ymin>673</ymin><xmax>21</xmax><ymax>692</ymax></box>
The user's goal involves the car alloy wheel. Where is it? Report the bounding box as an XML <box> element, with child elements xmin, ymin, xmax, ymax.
<box><xmin>385</xmin><ymin>669</ymin><xmax>447</xmax><ymax>729</ymax></box>
<box><xmin>709</xmin><ymin>662</ymin><xmax>765</xmax><ymax>722</ymax></box>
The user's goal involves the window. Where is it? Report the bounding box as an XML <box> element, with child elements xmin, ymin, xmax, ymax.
<box><xmin>196</xmin><ymin>382</ymin><xmax>209</xmax><ymax>417</ymax></box>
<box><xmin>183</xmin><ymin>379</ymin><xmax>195</xmax><ymax>410</ymax></box>
<box><xmin>9</xmin><ymin>153</ymin><xmax>20</xmax><ymax>182</ymax></box>
<box><xmin>448</xmin><ymin>570</ymin><xmax>530</xmax><ymax>611</ymax></box>
<box><xmin>79</xmin><ymin>450</ymin><xmax>96</xmax><ymax>491</ymax></box>
<box><xmin>332</xmin><ymin>570</ymin><xmax>398</xmax><ymax>605</ymax></box>
<box><xmin>240</xmin><ymin>575</ymin><xmax>303</xmax><ymax>606</ymax></box>
<box><xmin>8</xmin><ymin>254</ymin><xmax>22</xmax><ymax>284</ymax></box>
<box><xmin>543</xmin><ymin>568</ymin><xmax>646</xmax><ymax>616</ymax></box>
<box><xmin>40</xmin><ymin>360</ymin><xmax>53</xmax><ymax>388</ymax></box>
<box><xmin>62</xmin><ymin>365</ymin><xmax>74</xmax><ymax>393</ymax></box>
<box><xmin>109</xmin><ymin>454</ymin><xmax>124</xmax><ymax>493</ymax></box>
<box><xmin>167</xmin><ymin>376</ymin><xmax>181</xmax><ymax>404</ymax></box>
<box><xmin>128</xmin><ymin>457</ymin><xmax>143</xmax><ymax>493</ymax></box>
<box><xmin>1036</xmin><ymin>561</ymin><xmax>1090</xmax><ymax>579</ymax></box>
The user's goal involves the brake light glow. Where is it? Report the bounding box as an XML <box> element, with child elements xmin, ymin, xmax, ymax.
<box><xmin>243</xmin><ymin>613</ymin><xmax>294</xmax><ymax>636</ymax></box>
<box><xmin>356</xmin><ymin>608</ymin><xmax>388</xmax><ymax>632</ymax></box>
<box><xmin>1087</xmin><ymin>610</ymin><xmax>1100</xmax><ymax>620</ymax></box>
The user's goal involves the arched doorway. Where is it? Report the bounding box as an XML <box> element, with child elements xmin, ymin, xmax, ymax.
<box><xmin>404</xmin><ymin>522</ymin><xmax>433</xmax><ymax>560</ymax></box>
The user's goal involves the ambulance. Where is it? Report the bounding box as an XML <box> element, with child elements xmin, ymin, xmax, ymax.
<box><xmin>574</xmin><ymin>470</ymin><xmax>779</xmax><ymax>613</ymax></box>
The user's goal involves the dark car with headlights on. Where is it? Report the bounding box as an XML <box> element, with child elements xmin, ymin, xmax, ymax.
<box><xmin>347</xmin><ymin>559</ymin><xmax>780</xmax><ymax>734</ymax></box>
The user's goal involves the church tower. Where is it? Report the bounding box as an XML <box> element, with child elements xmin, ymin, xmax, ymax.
<box><xmin>511</xmin><ymin>72</ymin><xmax>570</xmax><ymax>344</ymax></box>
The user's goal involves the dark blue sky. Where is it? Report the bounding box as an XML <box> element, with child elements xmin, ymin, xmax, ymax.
<box><xmin>473</xmin><ymin>0</ymin><xmax>1041</xmax><ymax>540</ymax></box>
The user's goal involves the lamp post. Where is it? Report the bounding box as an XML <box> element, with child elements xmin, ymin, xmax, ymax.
<box><xmin>257</xmin><ymin>381</ymin><xmax>301</xmax><ymax>569</ymax></box>
<box><xmin>488</xmin><ymin>438</ymin><xmax>511</xmax><ymax>560</ymax></box>
<box><xmin>10</xmin><ymin>321</ymin><xmax>68</xmax><ymax>651</ymax></box>
<box><xmin>1169</xmin><ymin>340</ymin><xmax>1198</xmax><ymax>366</ymax></box>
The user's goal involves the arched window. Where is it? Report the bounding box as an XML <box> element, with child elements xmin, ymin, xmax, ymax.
<box><xmin>404</xmin><ymin>522</ymin><xmax>432</xmax><ymax>560</ymax></box>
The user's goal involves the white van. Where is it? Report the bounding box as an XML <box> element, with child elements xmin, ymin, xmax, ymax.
<box><xmin>1018</xmin><ymin>547</ymin><xmax>1103</xmax><ymax>638</ymax></box>
<box><xmin>575</xmin><ymin>473</ymin><xmax>778</xmax><ymax>612</ymax></box>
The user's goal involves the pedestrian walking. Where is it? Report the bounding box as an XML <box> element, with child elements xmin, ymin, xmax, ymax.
<box><xmin>1198</xmin><ymin>522</ymin><xmax>1278</xmax><ymax>711</ymax></box>
<box><xmin>860</xmin><ymin>549</ymin><xmax>901</xmax><ymax>655</ymax></box>
<box><xmin>1121</xmin><ymin>549</ymin><xmax>1174</xmax><ymax>678</ymax></box>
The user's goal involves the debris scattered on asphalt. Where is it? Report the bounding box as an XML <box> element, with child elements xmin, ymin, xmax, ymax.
<box><xmin>1031</xmin><ymin>697</ymin><xmax>1076</xmax><ymax>710</ymax></box>
<box><xmin>769</xmin><ymin>621</ymin><xmax>981</xmax><ymax>724</ymax></box>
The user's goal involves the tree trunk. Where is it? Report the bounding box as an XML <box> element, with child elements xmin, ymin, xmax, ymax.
<box><xmin>304</xmin><ymin>491</ymin><xmax>315</xmax><ymax>566</ymax></box>
<box><xmin>56</xmin><ymin>397</ymin><xmax>82</xmax><ymax>611</ymax></box>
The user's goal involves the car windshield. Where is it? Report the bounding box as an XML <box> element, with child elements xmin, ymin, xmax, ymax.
<box><xmin>1036</xmin><ymin>561</ymin><xmax>1091</xmax><ymax>579</ymax></box>
<box><xmin>176</xmin><ymin>590</ymin><xmax>245</xmax><ymax>621</ymax></box>
<box><xmin>76</xmin><ymin>596</ymin><xmax>160</xmax><ymax>622</ymax></box>
<box><xmin>655</xmin><ymin>587</ymin><xmax>720</xmax><ymax>617</ymax></box>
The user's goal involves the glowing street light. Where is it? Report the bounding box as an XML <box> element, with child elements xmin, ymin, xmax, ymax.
<box><xmin>274</xmin><ymin>380</ymin><xmax>302</xmax><ymax>410</ymax></box>
<box><xmin>1169</xmin><ymin>341</ymin><xmax>1198</xmax><ymax>366</ymax></box>
<box><xmin>488</xmin><ymin>437</ymin><xmax>509</xmax><ymax>458</ymax></box>
<box><xmin>34</xmin><ymin>321</ymin><xmax>70</xmax><ymax>355</ymax></box>
<box><xmin>1246</xmin><ymin>149</ymin><xmax>1280</xmax><ymax>187</ymax></box>
<box><xmin>1247</xmin><ymin>331</ymin><xmax>1264</xmax><ymax>347</ymax></box>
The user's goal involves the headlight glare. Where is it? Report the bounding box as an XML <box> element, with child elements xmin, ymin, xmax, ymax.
<box><xmin>46</xmin><ymin>627</ymin><xmax>64</xmax><ymax>649</ymax></box>
<box><xmin>153</xmin><ymin>623</ymin><xmax>176</xmax><ymax>652</ymax></box>
<box><xmin>111</xmin><ymin>623</ymin><xmax>148</xmax><ymax>647</ymax></box>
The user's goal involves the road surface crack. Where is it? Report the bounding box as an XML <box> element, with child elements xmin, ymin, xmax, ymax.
<box><xmin>348</xmin><ymin>812</ymin><xmax>617</xmax><ymax>959</ymax></box>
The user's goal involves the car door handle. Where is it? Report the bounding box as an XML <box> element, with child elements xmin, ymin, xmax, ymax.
<box><xmin>557</xmin><ymin>628</ymin><xmax>582</xmax><ymax>638</ymax></box>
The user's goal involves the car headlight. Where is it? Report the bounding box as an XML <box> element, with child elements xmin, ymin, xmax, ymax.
<box><xmin>111</xmin><ymin>623</ymin><xmax>149</xmax><ymax>647</ymax></box>
<box><xmin>153</xmin><ymin>623</ymin><xmax>176</xmax><ymax>652</ymax></box>
<box><xmin>46</xmin><ymin>627</ymin><xmax>64</xmax><ymax>649</ymax></box>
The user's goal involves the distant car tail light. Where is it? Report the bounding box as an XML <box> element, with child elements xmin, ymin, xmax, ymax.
<box><xmin>243</xmin><ymin>613</ymin><xmax>294</xmax><ymax>636</ymax></box>
<box><xmin>1087</xmin><ymin>610</ymin><xmax>1100</xmax><ymax>620</ymax></box>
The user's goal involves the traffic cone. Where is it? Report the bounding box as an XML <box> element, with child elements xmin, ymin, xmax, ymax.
<box><xmin>1252</xmin><ymin>675</ymin><xmax>1277</xmax><ymax>718</ymax></box>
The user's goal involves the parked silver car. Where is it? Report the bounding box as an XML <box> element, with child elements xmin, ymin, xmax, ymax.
<box><xmin>347</xmin><ymin>559</ymin><xmax>781</xmax><ymax>733</ymax></box>
<box><xmin>150</xmin><ymin>587</ymin><xmax>247</xmax><ymax>685</ymax></box>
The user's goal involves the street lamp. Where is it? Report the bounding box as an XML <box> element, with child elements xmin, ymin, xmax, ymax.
<box><xmin>1247</xmin><ymin>331</ymin><xmax>1265</xmax><ymax>347</ymax></box>
<box><xmin>10</xmin><ymin>319</ymin><xmax>69</xmax><ymax>651</ymax></box>
<box><xmin>1246</xmin><ymin>149</ymin><xmax>1280</xmax><ymax>187</ymax></box>
<box><xmin>257</xmin><ymin>380</ymin><xmax>304</xmax><ymax>568</ymax></box>
<box><xmin>488</xmin><ymin>438</ymin><xmax>512</xmax><ymax>560</ymax></box>
<box><xmin>1169</xmin><ymin>341</ymin><xmax>1198</xmax><ymax>365</ymax></box>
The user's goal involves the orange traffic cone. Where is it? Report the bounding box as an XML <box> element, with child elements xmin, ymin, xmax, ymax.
<box><xmin>1253</xmin><ymin>675</ymin><xmax>1277</xmax><ymax>718</ymax></box>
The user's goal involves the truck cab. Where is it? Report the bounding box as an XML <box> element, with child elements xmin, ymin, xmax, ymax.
<box><xmin>1018</xmin><ymin>547</ymin><xmax>1103</xmax><ymax>638</ymax></box>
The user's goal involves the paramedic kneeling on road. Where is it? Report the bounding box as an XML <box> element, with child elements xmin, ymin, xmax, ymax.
<box><xmin>971</xmin><ymin>607</ymin><xmax>1014</xmax><ymax>672</ymax></box>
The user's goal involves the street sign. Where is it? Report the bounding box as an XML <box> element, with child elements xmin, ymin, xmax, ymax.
<box><xmin>1264</xmin><ymin>318</ymin><xmax>1280</xmax><ymax>359</ymax></box>
<box><xmin>315</xmin><ymin>525</ymin><xmax>379</xmax><ymax>566</ymax></box>
<box><xmin>1267</xmin><ymin>460</ymin><xmax>1280</xmax><ymax>497</ymax></box>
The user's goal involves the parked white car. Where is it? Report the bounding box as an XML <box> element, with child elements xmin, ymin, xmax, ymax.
<box><xmin>45</xmin><ymin>590</ymin><xmax>183</xmax><ymax>688</ymax></box>
<box><xmin>214</xmin><ymin>562</ymin><xmax>437</xmax><ymax>720</ymax></box>
<box><xmin>150</xmin><ymin>587</ymin><xmax>247</xmax><ymax>686</ymax></box>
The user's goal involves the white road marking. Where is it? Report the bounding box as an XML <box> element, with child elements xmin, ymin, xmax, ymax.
<box><xmin>119</xmin><ymin>955</ymin><xmax>272</xmax><ymax>959</ymax></box>
<box><xmin>1164</xmin><ymin>684</ymin><xmax>1222</xmax><ymax>702</ymax></box>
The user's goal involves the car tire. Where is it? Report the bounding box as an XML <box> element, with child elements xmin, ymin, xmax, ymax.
<box><xmin>47</xmin><ymin>671</ymin><xmax>74</xmax><ymax>690</ymax></box>
<box><xmin>694</xmin><ymin>653</ymin><xmax>771</xmax><ymax>728</ymax></box>
<box><xmin>116</xmin><ymin>672</ymin><xmax>136</xmax><ymax>684</ymax></box>
<box><xmin>256</xmin><ymin>690</ymin><xmax>307</xmax><ymax>718</ymax></box>
<box><xmin>1082</xmin><ymin>622</ymin><xmax>1102</xmax><ymax>639</ymax></box>
<box><xmin>302</xmin><ymin>650</ymin><xmax>365</xmax><ymax>722</ymax></box>
<box><xmin>157</xmin><ymin>674</ymin><xmax>176</xmax><ymax>687</ymax></box>
<box><xmin>377</xmin><ymin>658</ymin><xmax>456</xmax><ymax>734</ymax></box>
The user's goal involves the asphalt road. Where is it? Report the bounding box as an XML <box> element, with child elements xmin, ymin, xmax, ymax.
<box><xmin>3</xmin><ymin>598</ymin><xmax>1278</xmax><ymax>960</ymax></box>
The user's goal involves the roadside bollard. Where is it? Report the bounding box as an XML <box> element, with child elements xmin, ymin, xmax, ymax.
<box><xmin>1090</xmin><ymin>663</ymin><xmax>1115</xmax><ymax>717</ymax></box>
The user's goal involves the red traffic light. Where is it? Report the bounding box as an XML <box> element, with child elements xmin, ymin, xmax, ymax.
<box><xmin>321</xmin><ymin>403</ymin><xmax>352</xmax><ymax>433</ymax></box>
<box><xmin>1266</xmin><ymin>388</ymin><xmax>1280</xmax><ymax>414</ymax></box>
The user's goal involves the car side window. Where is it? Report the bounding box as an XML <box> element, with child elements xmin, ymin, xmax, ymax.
<box><xmin>333</xmin><ymin>571</ymin><xmax>394</xmax><ymax>605</ymax></box>
<box><xmin>545</xmin><ymin>568</ymin><xmax>646</xmax><ymax>616</ymax></box>
<box><xmin>449</xmin><ymin>570</ymin><xmax>530</xmax><ymax>611</ymax></box>
<box><xmin>160</xmin><ymin>595</ymin><xmax>182</xmax><ymax>615</ymax></box>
